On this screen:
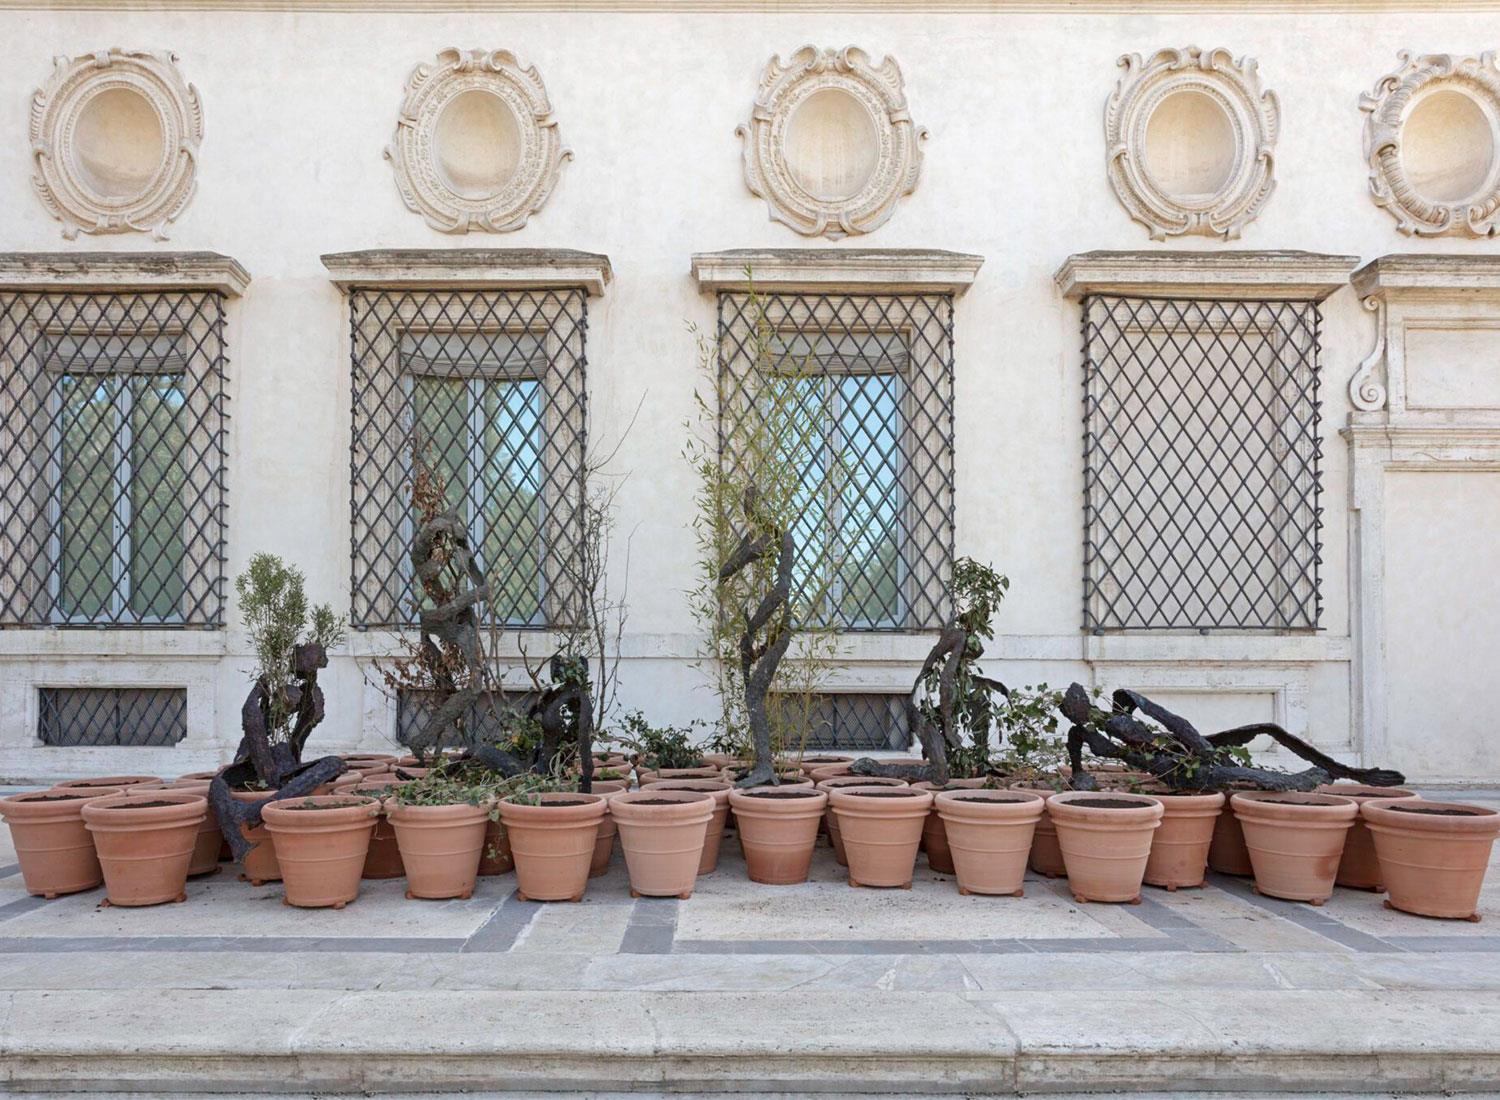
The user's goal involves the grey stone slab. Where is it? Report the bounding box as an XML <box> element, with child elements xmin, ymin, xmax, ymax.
<box><xmin>0</xmin><ymin>865</ymin><xmax>20</xmax><ymax>879</ymax></box>
<box><xmin>1385</xmin><ymin>935</ymin><xmax>1500</xmax><ymax>953</ymax></box>
<box><xmin>460</xmin><ymin>889</ymin><xmax>534</xmax><ymax>953</ymax></box>
<box><xmin>619</xmin><ymin>897</ymin><xmax>678</xmax><ymax>954</ymax></box>
<box><xmin>579</xmin><ymin>952</ymin><xmax>839</xmax><ymax>992</ymax></box>
<box><xmin>0</xmin><ymin>935</ymin><xmax>466</xmax><ymax>953</ymax></box>
<box><xmin>0</xmin><ymin>895</ymin><xmax>50</xmax><ymax>923</ymax></box>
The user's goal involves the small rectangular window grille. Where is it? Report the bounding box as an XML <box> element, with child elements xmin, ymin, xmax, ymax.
<box><xmin>716</xmin><ymin>292</ymin><xmax>955</xmax><ymax>631</ymax></box>
<box><xmin>0</xmin><ymin>291</ymin><xmax>229</xmax><ymax>627</ymax></box>
<box><xmin>1081</xmin><ymin>295</ymin><xmax>1323</xmax><ymax>632</ymax></box>
<box><xmin>772</xmin><ymin>692</ymin><xmax>912</xmax><ymax>752</ymax></box>
<box><xmin>395</xmin><ymin>687</ymin><xmax>534</xmax><ymax>748</ymax></box>
<box><xmin>348</xmin><ymin>288</ymin><xmax>588</xmax><ymax>629</ymax></box>
<box><xmin>38</xmin><ymin>687</ymin><xmax>187</xmax><ymax>747</ymax></box>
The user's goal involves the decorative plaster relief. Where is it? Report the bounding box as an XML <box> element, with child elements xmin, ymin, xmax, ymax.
<box><xmin>30</xmin><ymin>50</ymin><xmax>203</xmax><ymax>240</ymax></box>
<box><xmin>386</xmin><ymin>48</ymin><xmax>570</xmax><ymax>234</ymax></box>
<box><xmin>1361</xmin><ymin>52</ymin><xmax>1500</xmax><ymax>237</ymax></box>
<box><xmin>738</xmin><ymin>46</ymin><xmax>926</xmax><ymax>239</ymax></box>
<box><xmin>1106</xmin><ymin>46</ymin><xmax>1279</xmax><ymax>240</ymax></box>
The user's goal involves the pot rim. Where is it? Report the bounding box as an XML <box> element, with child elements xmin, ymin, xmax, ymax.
<box><xmin>1314</xmin><ymin>782</ymin><xmax>1418</xmax><ymax>801</ymax></box>
<box><xmin>53</xmin><ymin>775</ymin><xmax>161</xmax><ymax>789</ymax></box>
<box><xmin>936</xmin><ymin>788</ymin><xmax>1045</xmax><ymax>806</ymax></box>
<box><xmin>0</xmin><ymin>786</ymin><xmax>126</xmax><ymax>818</ymax></box>
<box><xmin>1362</xmin><ymin>798</ymin><xmax>1500</xmax><ymax>834</ymax></box>
<box><xmin>80</xmin><ymin>790</ymin><xmax>207</xmax><ymax>823</ymax></box>
<box><xmin>728</xmin><ymin>787</ymin><xmax>828</xmax><ymax>812</ymax></box>
<box><xmin>609</xmin><ymin>789</ymin><xmax>716</xmax><ymax>821</ymax></box>
<box><xmin>263</xmin><ymin>793</ymin><xmax>380</xmax><ymax>821</ymax></box>
<box><xmin>1231</xmin><ymin>791</ymin><xmax>1359</xmax><ymax>816</ymax></box>
<box><xmin>816</xmin><ymin>775</ymin><xmax>908</xmax><ymax>789</ymax></box>
<box><xmin>1048</xmin><ymin>791</ymin><xmax>1165</xmax><ymax>819</ymax></box>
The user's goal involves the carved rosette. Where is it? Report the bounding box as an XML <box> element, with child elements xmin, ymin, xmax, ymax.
<box><xmin>385</xmin><ymin>48</ymin><xmax>570</xmax><ymax>234</ymax></box>
<box><xmin>1360</xmin><ymin>52</ymin><xmax>1500</xmax><ymax>238</ymax></box>
<box><xmin>29</xmin><ymin>50</ymin><xmax>203</xmax><ymax>240</ymax></box>
<box><xmin>1106</xmin><ymin>46</ymin><xmax>1279</xmax><ymax>240</ymax></box>
<box><xmin>738</xmin><ymin>46</ymin><xmax>927</xmax><ymax>239</ymax></box>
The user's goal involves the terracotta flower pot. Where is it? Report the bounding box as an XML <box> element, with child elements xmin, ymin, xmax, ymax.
<box><xmin>1143</xmin><ymin>790</ymin><xmax>1226</xmax><ymax>891</ymax></box>
<box><xmin>229</xmin><ymin>788</ymin><xmax>282</xmax><ymax>884</ymax></box>
<box><xmin>1231</xmin><ymin>791</ymin><xmax>1358</xmax><ymax>905</ymax></box>
<box><xmin>1009</xmin><ymin>784</ymin><xmax>1067</xmax><ymax>877</ymax></box>
<box><xmin>610</xmin><ymin>790</ymin><xmax>715</xmax><ymax>898</ymax></box>
<box><xmin>331</xmin><ymin>771</ymin><xmax>370</xmax><ymax>791</ymax></box>
<box><xmin>81</xmin><ymin>791</ymin><xmax>206</xmax><ymax>906</ymax></box>
<box><xmin>341</xmin><ymin>782</ymin><xmax>405</xmax><ymax>879</ymax></box>
<box><xmin>799</xmin><ymin>755</ymin><xmax>854</xmax><ymax>767</ymax></box>
<box><xmin>176</xmin><ymin>770</ymin><xmax>226</xmax><ymax>782</ymax></box>
<box><xmin>498</xmin><ymin>792</ymin><xmax>609</xmax><ymax>902</ymax></box>
<box><xmin>702</xmin><ymin>754</ymin><xmax>746</xmax><ymax>769</ymax></box>
<box><xmin>829</xmin><ymin>786</ymin><xmax>935</xmax><ymax>889</ymax></box>
<box><xmin>262</xmin><ymin>795</ymin><xmax>380</xmax><ymax>909</ymax></box>
<box><xmin>341</xmin><ymin>753</ymin><xmax>397</xmax><ymax>764</ymax></box>
<box><xmin>140</xmin><ymin>779</ymin><xmax>223</xmax><ymax>877</ymax></box>
<box><xmin>636</xmin><ymin>765</ymin><xmax>719</xmax><ymax>785</ymax></box>
<box><xmin>643</xmin><ymin>778</ymin><xmax>732</xmax><ymax>873</ymax></box>
<box><xmin>1207</xmin><ymin>800</ymin><xmax>1253</xmax><ymax>876</ymax></box>
<box><xmin>590</xmin><ymin>801</ymin><xmax>618</xmax><ymax>878</ymax></box>
<box><xmin>1048</xmin><ymin>791</ymin><xmax>1164</xmax><ymax>904</ymax></box>
<box><xmin>807</xmin><ymin>763</ymin><xmax>855</xmax><ymax>782</ymax></box>
<box><xmin>728</xmin><ymin>787</ymin><xmax>828</xmax><ymax>885</ymax></box>
<box><xmin>816</xmin><ymin>775</ymin><xmax>906</xmax><ymax>866</ymax></box>
<box><xmin>934</xmin><ymin>789</ymin><xmax>1044</xmax><ymax>897</ymax></box>
<box><xmin>0</xmin><ymin>787</ymin><xmax>123</xmax><ymax>898</ymax></box>
<box><xmin>1316</xmin><ymin>782</ymin><xmax>1419</xmax><ymax>890</ymax></box>
<box><xmin>721</xmin><ymin>766</ymin><xmax>809</xmax><ymax>786</ymax></box>
<box><xmin>54</xmin><ymin>775</ymin><xmax>161</xmax><ymax>791</ymax></box>
<box><xmin>913</xmin><ymin>778</ymin><xmax>986</xmax><ymax>874</ymax></box>
<box><xmin>388</xmin><ymin>799</ymin><xmax>492</xmax><ymax>900</ymax></box>
<box><xmin>1363</xmin><ymin>798</ymin><xmax>1500</xmax><ymax>921</ymax></box>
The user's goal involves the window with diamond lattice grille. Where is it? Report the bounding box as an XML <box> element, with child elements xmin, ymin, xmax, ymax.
<box><xmin>38</xmin><ymin>687</ymin><xmax>187</xmax><ymax>747</ymax></box>
<box><xmin>395</xmin><ymin>686</ymin><xmax>537</xmax><ymax>748</ymax></box>
<box><xmin>716</xmin><ymin>292</ymin><xmax>955</xmax><ymax>631</ymax></box>
<box><xmin>348</xmin><ymin>288</ymin><xmax>588</xmax><ymax>629</ymax></box>
<box><xmin>0</xmin><ymin>291</ymin><xmax>227</xmax><ymax>627</ymax></box>
<box><xmin>1081</xmin><ymin>295</ymin><xmax>1323</xmax><ymax>632</ymax></box>
<box><xmin>770</xmin><ymin>691</ymin><xmax>912</xmax><ymax>752</ymax></box>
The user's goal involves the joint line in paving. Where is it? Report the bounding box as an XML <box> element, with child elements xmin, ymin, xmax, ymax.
<box><xmin>621</xmin><ymin>896</ymin><xmax>679</xmax><ymax>953</ymax></box>
<box><xmin>1210</xmin><ymin>872</ymin><xmax>1408</xmax><ymax>953</ymax></box>
<box><xmin>461</xmin><ymin>889</ymin><xmax>538</xmax><ymax>953</ymax></box>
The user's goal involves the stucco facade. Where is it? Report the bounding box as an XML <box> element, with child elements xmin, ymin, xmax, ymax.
<box><xmin>1</xmin><ymin>1</ymin><xmax>1498</xmax><ymax>785</ymax></box>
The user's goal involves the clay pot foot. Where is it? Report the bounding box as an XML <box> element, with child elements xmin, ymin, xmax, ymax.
<box><xmin>900</xmin><ymin>881</ymin><xmax>912</xmax><ymax>890</ymax></box>
<box><xmin>1012</xmin><ymin>888</ymin><xmax>1025</xmax><ymax>898</ymax></box>
<box><xmin>405</xmin><ymin>889</ymin><xmax>417</xmax><ymax>900</ymax></box>
<box><xmin>958</xmin><ymin>886</ymin><xmax>971</xmax><ymax>896</ymax></box>
<box><xmin>1128</xmin><ymin>895</ymin><xmax>1141</xmax><ymax>905</ymax></box>
<box><xmin>332</xmin><ymin>900</ymin><xmax>346</xmax><ymax>910</ymax></box>
<box><xmin>1165</xmin><ymin>884</ymin><xmax>1177</xmax><ymax>892</ymax></box>
<box><xmin>516</xmin><ymin>890</ymin><xmax>531</xmax><ymax>902</ymax></box>
<box><xmin>240</xmin><ymin>874</ymin><xmax>269</xmax><ymax>887</ymax></box>
<box><xmin>1073</xmin><ymin>893</ymin><xmax>1088</xmax><ymax>904</ymax></box>
<box><xmin>570</xmin><ymin>892</ymin><xmax>585</xmax><ymax>902</ymax></box>
<box><xmin>40</xmin><ymin>892</ymin><xmax>59</xmax><ymax>901</ymax></box>
<box><xmin>630</xmin><ymin>888</ymin><xmax>641</xmax><ymax>898</ymax></box>
<box><xmin>678</xmin><ymin>890</ymin><xmax>693</xmax><ymax>900</ymax></box>
<box><xmin>458</xmin><ymin>889</ymin><xmax>473</xmax><ymax>900</ymax></box>
<box><xmin>99</xmin><ymin>898</ymin><xmax>112</xmax><ymax>908</ymax></box>
<box><xmin>1308</xmin><ymin>897</ymin><xmax>1325</xmax><ymax>907</ymax></box>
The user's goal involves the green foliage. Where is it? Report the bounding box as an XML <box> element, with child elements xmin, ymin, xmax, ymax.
<box><xmin>235</xmin><ymin>552</ymin><xmax>345</xmax><ymax>740</ymax></box>
<box><xmin>991</xmin><ymin>683</ymin><xmax>1069</xmax><ymax>777</ymax></box>
<box><xmin>917</xmin><ymin>557</ymin><xmax>1010</xmax><ymax>777</ymax></box>
<box><xmin>613</xmin><ymin>710</ymin><xmax>705</xmax><ymax>769</ymax></box>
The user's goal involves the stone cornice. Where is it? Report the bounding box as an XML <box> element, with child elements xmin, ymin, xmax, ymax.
<box><xmin>1351</xmin><ymin>254</ymin><xmax>1500</xmax><ymax>299</ymax></box>
<box><xmin>321</xmin><ymin>249</ymin><xmax>612</xmax><ymax>295</ymax></box>
<box><xmin>691</xmin><ymin>249</ymin><xmax>983</xmax><ymax>295</ymax></box>
<box><xmin>0</xmin><ymin>252</ymin><xmax>250</xmax><ymax>296</ymax></box>
<box><xmin>1055</xmin><ymin>250</ymin><xmax>1358</xmax><ymax>301</ymax></box>
<box><xmin>2</xmin><ymin>1</ymin><xmax>1494</xmax><ymax>10</ymax></box>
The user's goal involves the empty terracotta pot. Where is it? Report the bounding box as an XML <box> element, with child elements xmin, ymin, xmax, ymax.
<box><xmin>816</xmin><ymin>775</ymin><xmax>907</xmax><ymax>866</ymax></box>
<box><xmin>1049</xmin><ymin>791</ymin><xmax>1164</xmax><ymax>904</ymax></box>
<box><xmin>140</xmin><ymin>779</ymin><xmax>223</xmax><ymax>877</ymax></box>
<box><xmin>1316</xmin><ymin>782</ymin><xmax>1419</xmax><ymax>890</ymax></box>
<box><xmin>913</xmin><ymin>778</ymin><xmax>986</xmax><ymax>874</ymax></box>
<box><xmin>610</xmin><ymin>789</ymin><xmax>714</xmax><ymax>898</ymax></box>
<box><xmin>229</xmin><ymin>788</ymin><xmax>282</xmax><ymax>884</ymax></box>
<box><xmin>0</xmin><ymin>787</ymin><xmax>123</xmax><ymax>898</ymax></box>
<box><xmin>1009</xmin><ymin>784</ymin><xmax>1067</xmax><ymax>877</ymax></box>
<box><xmin>1232</xmin><ymin>791</ymin><xmax>1358</xmax><ymax>905</ymax></box>
<box><xmin>935</xmin><ymin>789</ymin><xmax>1045</xmax><ymax>897</ymax></box>
<box><xmin>1363</xmin><ymin>798</ymin><xmax>1500</xmax><ymax>921</ymax></box>
<box><xmin>1143</xmin><ymin>790</ymin><xmax>1226</xmax><ymax>891</ymax></box>
<box><xmin>54</xmin><ymin>775</ymin><xmax>161</xmax><ymax>791</ymax></box>
<box><xmin>341</xmin><ymin>783</ymin><xmax>405</xmax><ymax>879</ymax></box>
<box><xmin>728</xmin><ymin>787</ymin><xmax>828</xmax><ymax>885</ymax></box>
<box><xmin>829</xmin><ymin>786</ymin><xmax>934</xmax><ymax>889</ymax></box>
<box><xmin>498</xmin><ymin>792</ymin><xmax>608</xmax><ymax>902</ymax></box>
<box><xmin>1208</xmin><ymin>800</ymin><xmax>1254</xmax><ymax>876</ymax></box>
<box><xmin>643</xmin><ymin>778</ymin><xmax>732</xmax><ymax>873</ymax></box>
<box><xmin>262</xmin><ymin>795</ymin><xmax>379</xmax><ymax>909</ymax></box>
<box><xmin>388</xmin><ymin>799</ymin><xmax>492</xmax><ymax>900</ymax></box>
<box><xmin>81</xmin><ymin>791</ymin><xmax>206</xmax><ymax>906</ymax></box>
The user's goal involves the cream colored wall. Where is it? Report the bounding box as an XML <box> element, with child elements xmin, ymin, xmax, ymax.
<box><xmin>1</xmin><ymin>4</ymin><xmax>1497</xmax><ymax>782</ymax></box>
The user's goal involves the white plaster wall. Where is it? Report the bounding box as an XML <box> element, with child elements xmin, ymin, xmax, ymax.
<box><xmin>1</xmin><ymin>4</ymin><xmax>1497</xmax><ymax>782</ymax></box>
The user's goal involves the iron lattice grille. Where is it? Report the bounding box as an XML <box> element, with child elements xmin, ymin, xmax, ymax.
<box><xmin>37</xmin><ymin>687</ymin><xmax>187</xmax><ymax>746</ymax></box>
<box><xmin>348</xmin><ymin>288</ymin><xmax>588</xmax><ymax>629</ymax></box>
<box><xmin>395</xmin><ymin>687</ymin><xmax>536</xmax><ymax>747</ymax></box>
<box><xmin>0</xmin><ymin>291</ymin><xmax>228</xmax><ymax>627</ymax></box>
<box><xmin>716</xmin><ymin>292</ymin><xmax>955</xmax><ymax>631</ymax></box>
<box><xmin>1081</xmin><ymin>295</ymin><xmax>1323</xmax><ymax>632</ymax></box>
<box><xmin>772</xmin><ymin>692</ymin><xmax>912</xmax><ymax>752</ymax></box>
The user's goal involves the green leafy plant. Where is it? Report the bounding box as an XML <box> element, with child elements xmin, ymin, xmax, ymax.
<box><xmin>236</xmin><ymin>552</ymin><xmax>344</xmax><ymax>742</ymax></box>
<box><xmin>613</xmin><ymin>711</ymin><xmax>705</xmax><ymax>770</ymax></box>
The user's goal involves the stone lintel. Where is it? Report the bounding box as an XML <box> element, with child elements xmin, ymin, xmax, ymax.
<box><xmin>321</xmin><ymin>249</ymin><xmax>613</xmax><ymax>295</ymax></box>
<box><xmin>691</xmin><ymin>249</ymin><xmax>984</xmax><ymax>295</ymax></box>
<box><xmin>1055</xmin><ymin>250</ymin><xmax>1359</xmax><ymax>301</ymax></box>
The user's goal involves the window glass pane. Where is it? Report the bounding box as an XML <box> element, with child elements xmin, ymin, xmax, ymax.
<box><xmin>481</xmin><ymin>379</ymin><xmax>544</xmax><ymax>624</ymax></box>
<box><xmin>128</xmin><ymin>374</ymin><xmax>186</xmax><ymax>619</ymax></box>
<box><xmin>59</xmin><ymin>375</ymin><xmax>117</xmax><ymax>619</ymax></box>
<box><xmin>836</xmin><ymin>374</ymin><xmax>905</xmax><ymax>627</ymax></box>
